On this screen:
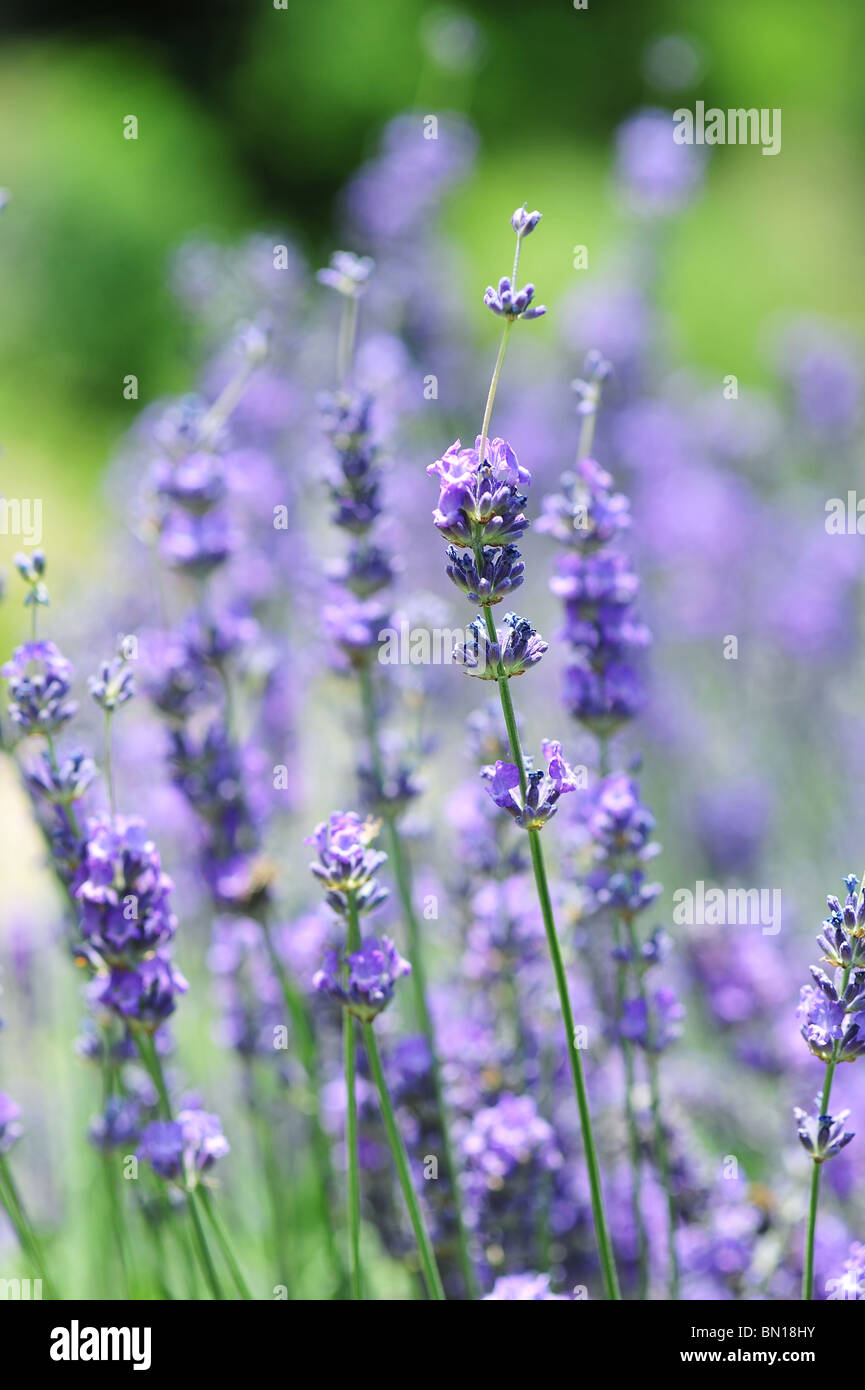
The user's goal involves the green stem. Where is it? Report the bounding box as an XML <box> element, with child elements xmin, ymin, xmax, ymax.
<box><xmin>0</xmin><ymin>1155</ymin><xmax>54</xmax><ymax>1295</ymax></box>
<box><xmin>477</xmin><ymin>321</ymin><xmax>512</xmax><ymax>468</ymax></box>
<box><xmin>344</xmin><ymin>1009</ymin><xmax>362</xmax><ymax>1300</ymax></box>
<box><xmin>257</xmin><ymin>913</ymin><xmax>346</xmax><ymax>1292</ymax></box>
<box><xmin>527</xmin><ymin>828</ymin><xmax>621</xmax><ymax>1300</ymax></box>
<box><xmin>337</xmin><ymin>295</ymin><xmax>359</xmax><ymax>388</ymax></box>
<box><xmin>345</xmin><ymin>895</ymin><xmax>363</xmax><ymax>1300</ymax></box>
<box><xmin>134</xmin><ymin>1032</ymin><xmax>233</xmax><ymax>1301</ymax></box>
<box><xmin>363</xmin><ymin>1022</ymin><xmax>446</xmax><ymax>1301</ymax></box>
<box><xmin>358</xmin><ymin>665</ymin><xmax>479</xmax><ymax>1299</ymax></box>
<box><xmin>101</xmin><ymin>1153</ymin><xmax>132</xmax><ymax>1297</ymax></box>
<box><xmin>802</xmin><ymin>1057</ymin><xmax>837</xmax><ymax>1301</ymax></box>
<box><xmin>197</xmin><ymin>1185</ymin><xmax>253</xmax><ymax>1300</ymax></box>
<box><xmin>104</xmin><ymin>711</ymin><xmax>116</xmax><ymax>816</ymax></box>
<box><xmin>133</xmin><ymin>1031</ymin><xmax>172</xmax><ymax>1118</ymax></box>
<box><xmin>186</xmin><ymin>1190</ymin><xmax>224</xmax><ymax>1300</ymax></box>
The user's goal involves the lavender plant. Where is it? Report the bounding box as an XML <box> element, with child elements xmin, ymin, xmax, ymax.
<box><xmin>1</xmin><ymin>562</ymin><xmax>250</xmax><ymax>1300</ymax></box>
<box><xmin>540</xmin><ymin>350</ymin><xmax>683</xmax><ymax>1297</ymax></box>
<box><xmin>427</xmin><ymin>206</ymin><xmax>621</xmax><ymax>1301</ymax></box>
<box><xmin>307</xmin><ymin>810</ymin><xmax>445</xmax><ymax>1299</ymax></box>
<box><xmin>797</xmin><ymin>874</ymin><xmax>865</xmax><ymax>1298</ymax></box>
<box><xmin>317</xmin><ymin>249</ymin><xmax>477</xmax><ymax>1296</ymax></box>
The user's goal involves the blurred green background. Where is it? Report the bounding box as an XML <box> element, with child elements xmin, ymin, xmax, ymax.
<box><xmin>0</xmin><ymin>0</ymin><xmax>863</xmax><ymax>632</ymax></box>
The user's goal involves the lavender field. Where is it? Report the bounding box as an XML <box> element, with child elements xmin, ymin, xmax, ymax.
<box><xmin>1</xmin><ymin>4</ymin><xmax>865</xmax><ymax>1310</ymax></box>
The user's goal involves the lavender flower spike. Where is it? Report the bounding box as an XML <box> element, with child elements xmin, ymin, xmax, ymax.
<box><xmin>457</xmin><ymin>611</ymin><xmax>547</xmax><ymax>680</ymax></box>
<box><xmin>2</xmin><ymin>640</ymin><xmax>77</xmax><ymax>734</ymax></box>
<box><xmin>482</xmin><ymin>738</ymin><xmax>584</xmax><ymax>830</ymax></box>
<box><xmin>799</xmin><ymin>873</ymin><xmax>865</xmax><ymax>1299</ymax></box>
<box><xmin>316</xmin><ymin>250</ymin><xmax>375</xmax><ymax>299</ymax></box>
<box><xmin>305</xmin><ymin>811</ymin><xmax>389</xmax><ymax>917</ymax></box>
<box><xmin>313</xmin><ymin>936</ymin><xmax>411</xmax><ymax>1022</ymax></box>
<box><xmin>794</xmin><ymin>1103</ymin><xmax>855</xmax><ymax>1163</ymax></box>
<box><xmin>511</xmin><ymin>204</ymin><xmax>542</xmax><ymax>237</ymax></box>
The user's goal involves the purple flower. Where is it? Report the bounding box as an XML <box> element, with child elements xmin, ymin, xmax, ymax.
<box><xmin>316</xmin><ymin>250</ymin><xmax>375</xmax><ymax>298</ymax></box>
<box><xmin>462</xmin><ymin>1093</ymin><xmax>562</xmax><ymax>1289</ymax></box>
<box><xmin>159</xmin><ymin>509</ymin><xmax>236</xmax><ymax>575</ymax></box>
<box><xmin>483</xmin><ymin>276</ymin><xmax>546</xmax><ymax>321</ymax></box>
<box><xmin>24</xmin><ymin>749</ymin><xmax>96</xmax><ymax>804</ymax></box>
<box><xmin>794</xmin><ymin>1103</ymin><xmax>854</xmax><ymax>1163</ymax></box>
<box><xmin>2</xmin><ymin>640</ymin><xmax>77</xmax><ymax>734</ymax></box>
<box><xmin>445</xmin><ymin>543</ymin><xmax>525</xmax><ymax>605</ymax></box>
<box><xmin>88</xmin><ymin>653</ymin><xmax>135</xmax><ymax>712</ymax></box>
<box><xmin>322</xmin><ymin>594</ymin><xmax>390</xmax><ymax>668</ymax></box>
<box><xmin>798</xmin><ymin>971</ymin><xmax>865</xmax><ymax>1063</ymax></box>
<box><xmin>72</xmin><ymin>815</ymin><xmax>177</xmax><ymax>962</ymax></box>
<box><xmin>306</xmin><ymin>811</ymin><xmax>389</xmax><ymax>916</ymax></box>
<box><xmin>139</xmin><ymin>1109</ymin><xmax>228</xmax><ymax>1183</ymax></box>
<box><xmin>482</xmin><ymin>739</ymin><xmax>583</xmax><ymax>830</ymax></box>
<box><xmin>537</xmin><ymin>456</ymin><xmax>629</xmax><ymax>548</ymax></box>
<box><xmin>89</xmin><ymin>1096</ymin><xmax>141</xmax><ymax>1151</ymax></box>
<box><xmin>484</xmin><ymin>1271</ymin><xmax>569</xmax><ymax>1300</ymax></box>
<box><xmin>138</xmin><ymin>1120</ymin><xmax>183</xmax><ymax>1179</ymax></box>
<box><xmin>95</xmin><ymin>952</ymin><xmax>188</xmax><ymax>1029</ymax></box>
<box><xmin>457</xmin><ymin>611</ymin><xmax>547</xmax><ymax>680</ymax></box>
<box><xmin>427</xmin><ymin>437</ymin><xmax>530</xmax><ymax>548</ymax></box>
<box><xmin>620</xmin><ymin>988</ymin><xmax>685</xmax><ymax>1051</ymax></box>
<box><xmin>510</xmin><ymin>205</ymin><xmax>542</xmax><ymax>238</ymax></box>
<box><xmin>152</xmin><ymin>451</ymin><xmax>228</xmax><ymax>513</ymax></box>
<box><xmin>313</xmin><ymin>936</ymin><xmax>410</xmax><ymax>1021</ymax></box>
<box><xmin>0</xmin><ymin>1093</ymin><xmax>22</xmax><ymax>1153</ymax></box>
<box><xmin>177</xmin><ymin>1108</ymin><xmax>230</xmax><ymax>1172</ymax></box>
<box><xmin>614</xmin><ymin>107</ymin><xmax>705</xmax><ymax>215</ymax></box>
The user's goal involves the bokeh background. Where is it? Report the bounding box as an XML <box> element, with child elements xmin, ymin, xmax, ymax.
<box><xmin>2</xmin><ymin>0</ymin><xmax>865</xmax><ymax>1300</ymax></box>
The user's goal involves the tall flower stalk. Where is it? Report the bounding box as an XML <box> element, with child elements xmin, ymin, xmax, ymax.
<box><xmin>539</xmin><ymin>350</ymin><xmax>683</xmax><ymax>1297</ymax></box>
<box><xmin>1</xmin><ymin>565</ymin><xmax>249</xmax><ymax>1300</ymax></box>
<box><xmin>427</xmin><ymin>206</ymin><xmax>620</xmax><ymax>1301</ymax></box>
<box><xmin>317</xmin><ymin>251</ymin><xmax>477</xmax><ymax>1297</ymax></box>
<box><xmin>797</xmin><ymin>873</ymin><xmax>865</xmax><ymax>1298</ymax></box>
<box><xmin>307</xmin><ymin>811</ymin><xmax>445</xmax><ymax>1300</ymax></box>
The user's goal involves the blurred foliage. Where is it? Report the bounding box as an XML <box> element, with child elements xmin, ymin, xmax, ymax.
<box><xmin>0</xmin><ymin>0</ymin><xmax>862</xmax><ymax>645</ymax></box>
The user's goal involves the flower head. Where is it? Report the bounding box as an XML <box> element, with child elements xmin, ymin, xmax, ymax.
<box><xmin>794</xmin><ymin>1103</ymin><xmax>855</xmax><ymax>1163</ymax></box>
<box><xmin>428</xmin><ymin>436</ymin><xmax>530</xmax><ymax>548</ymax></box>
<box><xmin>138</xmin><ymin>1109</ymin><xmax>228</xmax><ymax>1185</ymax></box>
<box><xmin>483</xmin><ymin>275</ymin><xmax>546</xmax><ymax>321</ymax></box>
<box><xmin>621</xmin><ymin>988</ymin><xmax>685</xmax><ymax>1052</ymax></box>
<box><xmin>316</xmin><ymin>250</ymin><xmax>375</xmax><ymax>298</ymax></box>
<box><xmin>94</xmin><ymin>952</ymin><xmax>188</xmax><ymax>1030</ymax></box>
<box><xmin>88</xmin><ymin>651</ymin><xmax>136</xmax><ymax>713</ymax></box>
<box><xmin>445</xmin><ymin>543</ymin><xmax>524</xmax><ymax>606</ymax></box>
<box><xmin>313</xmin><ymin>935</ymin><xmax>410</xmax><ymax>1021</ymax></box>
<box><xmin>306</xmin><ymin>811</ymin><xmax>389</xmax><ymax>916</ymax></box>
<box><xmin>2</xmin><ymin>640</ymin><xmax>76</xmax><ymax>734</ymax></box>
<box><xmin>484</xmin><ymin>1272</ymin><xmax>569</xmax><ymax>1300</ymax></box>
<box><xmin>510</xmin><ymin>205</ymin><xmax>542</xmax><ymax>238</ymax></box>
<box><xmin>457</xmin><ymin>611</ymin><xmax>547</xmax><ymax>679</ymax></box>
<box><xmin>482</xmin><ymin>739</ymin><xmax>583</xmax><ymax>830</ymax></box>
<box><xmin>89</xmin><ymin>1096</ymin><xmax>141</xmax><ymax>1152</ymax></box>
<box><xmin>72</xmin><ymin>815</ymin><xmax>177</xmax><ymax>962</ymax></box>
